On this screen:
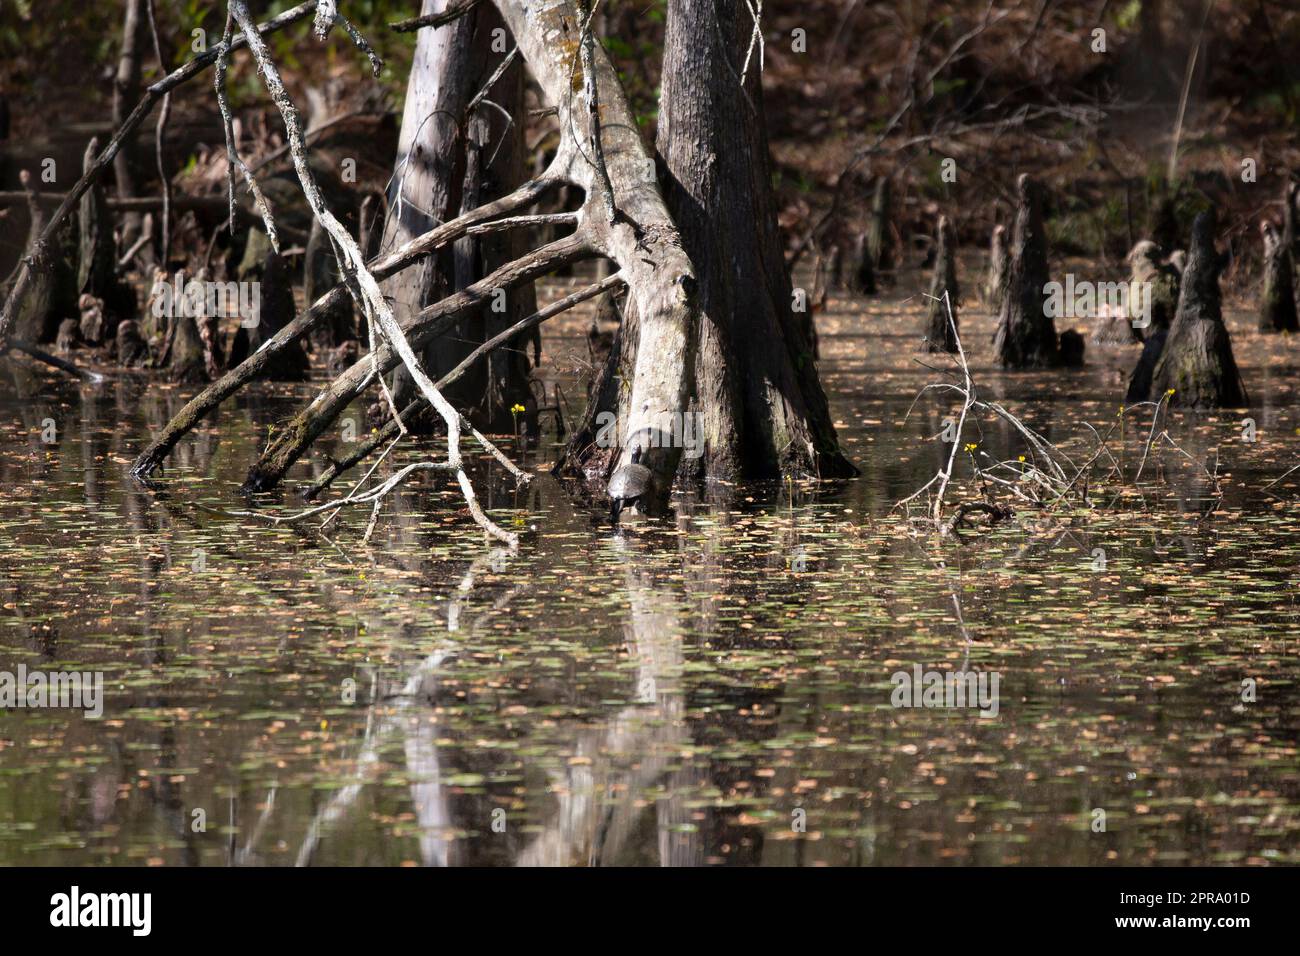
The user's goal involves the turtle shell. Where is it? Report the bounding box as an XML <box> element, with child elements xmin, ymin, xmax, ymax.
<box><xmin>608</xmin><ymin>462</ymin><xmax>653</xmax><ymax>500</ymax></box>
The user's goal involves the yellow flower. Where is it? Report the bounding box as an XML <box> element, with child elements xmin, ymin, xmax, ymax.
<box><xmin>964</xmin><ymin>442</ymin><xmax>978</xmax><ymax>452</ymax></box>
<box><xmin>510</xmin><ymin>403</ymin><xmax>526</xmax><ymax>414</ymax></box>
<box><xmin>1018</xmin><ymin>455</ymin><xmax>1026</xmax><ymax>462</ymax></box>
<box><xmin>1165</xmin><ymin>388</ymin><xmax>1175</xmax><ymax>396</ymax></box>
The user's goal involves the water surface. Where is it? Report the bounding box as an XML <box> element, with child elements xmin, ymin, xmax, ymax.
<box><xmin>1</xmin><ymin>283</ymin><xmax>1298</xmax><ymax>866</ymax></box>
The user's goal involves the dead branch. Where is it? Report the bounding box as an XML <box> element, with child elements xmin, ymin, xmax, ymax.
<box><xmin>391</xmin><ymin>0</ymin><xmax>483</xmax><ymax>33</ymax></box>
<box><xmin>131</xmin><ymin>167</ymin><xmax>565</xmax><ymax>481</ymax></box>
<box><xmin>304</xmin><ymin>272</ymin><xmax>625</xmax><ymax>499</ymax></box>
<box><xmin>145</xmin><ymin>0</ymin><xmax>173</xmax><ymax>265</ymax></box>
<box><xmin>242</xmin><ymin>231</ymin><xmax>593</xmax><ymax>493</ymax></box>
<box><xmin>225</xmin><ymin>0</ymin><xmax>531</xmax><ymax>543</ymax></box>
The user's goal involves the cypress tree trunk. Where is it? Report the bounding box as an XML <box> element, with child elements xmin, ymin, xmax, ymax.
<box><xmin>651</xmin><ymin>0</ymin><xmax>853</xmax><ymax>479</ymax></box>
<box><xmin>922</xmin><ymin>215</ymin><xmax>959</xmax><ymax>353</ymax></box>
<box><xmin>303</xmin><ymin>219</ymin><xmax>355</xmax><ymax>350</ymax></box>
<box><xmin>1149</xmin><ymin>208</ymin><xmax>1248</xmax><ymax>408</ymax></box>
<box><xmin>850</xmin><ymin>178</ymin><xmax>890</xmax><ymax>294</ymax></box>
<box><xmin>1258</xmin><ymin>220</ymin><xmax>1298</xmax><ymax>333</ymax></box>
<box><xmin>12</xmin><ymin>170</ymin><xmax>76</xmax><ymax>345</ymax></box>
<box><xmin>12</xmin><ymin>172</ymin><xmax>54</xmax><ymax>345</ymax></box>
<box><xmin>169</xmin><ymin>314</ymin><xmax>207</xmax><ymax>384</ymax></box>
<box><xmin>993</xmin><ymin>174</ymin><xmax>1057</xmax><ymax>368</ymax></box>
<box><xmin>228</xmin><ymin>237</ymin><xmax>309</xmax><ymax>379</ymax></box>
<box><xmin>378</xmin><ymin>0</ymin><xmax>535</xmax><ymax>434</ymax></box>
<box><xmin>1283</xmin><ymin>179</ymin><xmax>1299</xmax><ymax>267</ymax></box>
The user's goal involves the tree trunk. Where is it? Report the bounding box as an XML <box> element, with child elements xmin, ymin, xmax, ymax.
<box><xmin>455</xmin><ymin>12</ymin><xmax>537</xmax><ymax>434</ymax></box>
<box><xmin>850</xmin><ymin>179</ymin><xmax>890</xmax><ymax>293</ymax></box>
<box><xmin>852</xmin><ymin>230</ymin><xmax>876</xmax><ymax>295</ymax></box>
<box><xmin>168</xmin><ymin>315</ymin><xmax>207</xmax><ymax>384</ymax></box>
<box><xmin>135</xmin><ymin>0</ymin><xmax>704</xmax><ymax>516</ymax></box>
<box><xmin>12</xmin><ymin>173</ymin><xmax>54</xmax><ymax>345</ymax></box>
<box><xmin>76</xmin><ymin>139</ymin><xmax>124</xmax><ymax>340</ymax></box>
<box><xmin>993</xmin><ymin>174</ymin><xmax>1058</xmax><ymax>368</ymax></box>
<box><xmin>922</xmin><ymin>215</ymin><xmax>959</xmax><ymax>353</ymax></box>
<box><xmin>614</xmin><ymin>0</ymin><xmax>853</xmax><ymax>481</ymax></box>
<box><xmin>1284</xmin><ymin>178</ymin><xmax>1299</xmax><ymax>265</ymax></box>
<box><xmin>11</xmin><ymin>171</ymin><xmax>76</xmax><ymax>345</ymax></box>
<box><xmin>229</xmin><ymin>233</ymin><xmax>309</xmax><ymax>380</ymax></box>
<box><xmin>112</xmin><ymin>0</ymin><xmax>146</xmax><ymax>251</ymax></box>
<box><xmin>378</xmin><ymin>0</ymin><xmax>536</xmax><ymax>434</ymax></box>
<box><xmin>303</xmin><ymin>219</ymin><xmax>355</xmax><ymax>350</ymax></box>
<box><xmin>1258</xmin><ymin>220</ymin><xmax>1297</xmax><ymax>332</ymax></box>
<box><xmin>1149</xmin><ymin>208</ymin><xmax>1247</xmax><ymax>408</ymax></box>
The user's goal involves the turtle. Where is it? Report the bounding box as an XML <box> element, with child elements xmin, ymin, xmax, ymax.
<box><xmin>608</xmin><ymin>449</ymin><xmax>652</xmax><ymax>525</ymax></box>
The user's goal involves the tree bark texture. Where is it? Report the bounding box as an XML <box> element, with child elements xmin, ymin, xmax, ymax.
<box><xmin>1149</xmin><ymin>208</ymin><xmax>1248</xmax><ymax>408</ymax></box>
<box><xmin>645</xmin><ymin>0</ymin><xmax>853</xmax><ymax>480</ymax></box>
<box><xmin>379</xmin><ymin>0</ymin><xmax>535</xmax><ymax>433</ymax></box>
<box><xmin>993</xmin><ymin>174</ymin><xmax>1057</xmax><ymax>368</ymax></box>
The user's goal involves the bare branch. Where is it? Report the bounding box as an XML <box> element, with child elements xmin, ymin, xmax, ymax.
<box><xmin>228</xmin><ymin>0</ymin><xmax>525</xmax><ymax>544</ymax></box>
<box><xmin>131</xmin><ymin>168</ymin><xmax>565</xmax><ymax>481</ymax></box>
<box><xmin>303</xmin><ymin>271</ymin><xmax>625</xmax><ymax>499</ymax></box>
<box><xmin>391</xmin><ymin>0</ymin><xmax>482</xmax><ymax>33</ymax></box>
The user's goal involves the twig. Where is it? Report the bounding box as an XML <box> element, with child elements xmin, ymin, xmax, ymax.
<box><xmin>214</xmin><ymin>11</ymin><xmax>279</xmax><ymax>249</ymax></box>
<box><xmin>390</xmin><ymin>0</ymin><xmax>482</xmax><ymax>33</ymax></box>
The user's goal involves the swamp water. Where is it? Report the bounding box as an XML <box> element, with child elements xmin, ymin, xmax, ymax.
<box><xmin>0</xmin><ymin>284</ymin><xmax>1297</xmax><ymax>865</ymax></box>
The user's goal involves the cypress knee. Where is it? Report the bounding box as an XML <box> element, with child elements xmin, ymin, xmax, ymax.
<box><xmin>1148</xmin><ymin>208</ymin><xmax>1248</xmax><ymax>408</ymax></box>
<box><xmin>114</xmin><ymin>320</ymin><xmax>149</xmax><ymax>368</ymax></box>
<box><xmin>922</xmin><ymin>215</ymin><xmax>959</xmax><ymax>353</ymax></box>
<box><xmin>993</xmin><ymin>174</ymin><xmax>1057</xmax><ymax>368</ymax></box>
<box><xmin>1258</xmin><ymin>220</ymin><xmax>1298</xmax><ymax>333</ymax></box>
